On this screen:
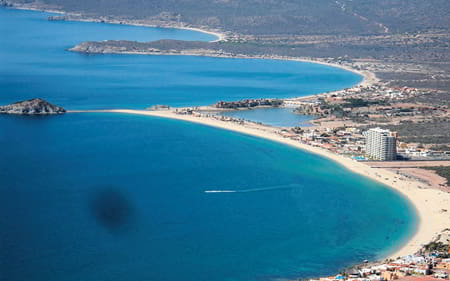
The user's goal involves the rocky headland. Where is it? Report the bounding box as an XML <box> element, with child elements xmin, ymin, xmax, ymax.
<box><xmin>0</xmin><ymin>98</ymin><xmax>66</xmax><ymax>115</ymax></box>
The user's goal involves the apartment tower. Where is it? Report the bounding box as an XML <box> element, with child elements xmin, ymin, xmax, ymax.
<box><xmin>365</xmin><ymin>128</ymin><xmax>397</xmax><ymax>161</ymax></box>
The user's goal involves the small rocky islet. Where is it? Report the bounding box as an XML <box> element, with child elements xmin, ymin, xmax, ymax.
<box><xmin>0</xmin><ymin>98</ymin><xmax>66</xmax><ymax>115</ymax></box>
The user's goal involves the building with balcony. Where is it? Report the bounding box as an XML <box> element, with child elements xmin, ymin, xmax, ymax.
<box><xmin>365</xmin><ymin>128</ymin><xmax>397</xmax><ymax>161</ymax></box>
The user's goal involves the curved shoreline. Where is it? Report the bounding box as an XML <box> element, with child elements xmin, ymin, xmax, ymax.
<box><xmin>72</xmin><ymin>108</ymin><xmax>450</xmax><ymax>260</ymax></box>
<box><xmin>5</xmin><ymin>2</ymin><xmax>447</xmax><ymax>267</ymax></box>
<box><xmin>81</xmin><ymin>49</ymin><xmax>375</xmax><ymax>87</ymax></box>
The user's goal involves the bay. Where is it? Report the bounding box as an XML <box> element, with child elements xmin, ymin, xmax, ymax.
<box><xmin>0</xmin><ymin>8</ymin><xmax>416</xmax><ymax>281</ymax></box>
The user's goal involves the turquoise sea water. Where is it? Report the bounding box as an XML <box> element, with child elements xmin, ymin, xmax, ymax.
<box><xmin>220</xmin><ymin>107</ymin><xmax>316</xmax><ymax>127</ymax></box>
<box><xmin>0</xmin><ymin>8</ymin><xmax>416</xmax><ymax>281</ymax></box>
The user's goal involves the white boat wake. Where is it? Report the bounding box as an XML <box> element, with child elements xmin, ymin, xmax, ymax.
<box><xmin>204</xmin><ymin>184</ymin><xmax>297</xmax><ymax>194</ymax></box>
<box><xmin>204</xmin><ymin>190</ymin><xmax>237</xmax><ymax>193</ymax></box>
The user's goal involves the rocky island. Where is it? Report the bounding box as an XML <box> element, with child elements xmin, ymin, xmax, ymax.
<box><xmin>0</xmin><ymin>98</ymin><xmax>66</xmax><ymax>115</ymax></box>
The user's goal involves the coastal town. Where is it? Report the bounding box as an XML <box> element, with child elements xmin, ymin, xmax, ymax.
<box><xmin>309</xmin><ymin>230</ymin><xmax>450</xmax><ymax>281</ymax></box>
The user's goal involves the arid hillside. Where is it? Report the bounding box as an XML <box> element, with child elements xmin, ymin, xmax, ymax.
<box><xmin>5</xmin><ymin>0</ymin><xmax>450</xmax><ymax>35</ymax></box>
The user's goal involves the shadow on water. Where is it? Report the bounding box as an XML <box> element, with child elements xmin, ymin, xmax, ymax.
<box><xmin>89</xmin><ymin>186</ymin><xmax>135</xmax><ymax>233</ymax></box>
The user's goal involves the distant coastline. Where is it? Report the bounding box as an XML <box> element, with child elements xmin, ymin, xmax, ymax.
<box><xmin>3</xmin><ymin>3</ymin><xmax>224</xmax><ymax>42</ymax></box>
<box><xmin>3</xmin><ymin>3</ymin><xmax>374</xmax><ymax>87</ymax></box>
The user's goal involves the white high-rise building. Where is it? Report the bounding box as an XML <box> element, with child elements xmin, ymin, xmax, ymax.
<box><xmin>365</xmin><ymin>128</ymin><xmax>397</xmax><ymax>161</ymax></box>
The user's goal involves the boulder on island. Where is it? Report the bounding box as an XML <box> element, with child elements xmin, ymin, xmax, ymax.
<box><xmin>0</xmin><ymin>98</ymin><xmax>66</xmax><ymax>115</ymax></box>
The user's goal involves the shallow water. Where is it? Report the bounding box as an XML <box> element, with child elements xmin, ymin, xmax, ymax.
<box><xmin>220</xmin><ymin>107</ymin><xmax>316</xmax><ymax>127</ymax></box>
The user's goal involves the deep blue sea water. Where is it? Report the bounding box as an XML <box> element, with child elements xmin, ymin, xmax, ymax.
<box><xmin>0</xmin><ymin>8</ymin><xmax>416</xmax><ymax>281</ymax></box>
<box><xmin>220</xmin><ymin>107</ymin><xmax>316</xmax><ymax>127</ymax></box>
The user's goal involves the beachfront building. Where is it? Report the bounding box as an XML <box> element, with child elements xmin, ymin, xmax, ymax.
<box><xmin>365</xmin><ymin>128</ymin><xmax>397</xmax><ymax>161</ymax></box>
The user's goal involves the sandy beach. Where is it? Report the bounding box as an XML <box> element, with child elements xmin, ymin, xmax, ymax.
<box><xmin>78</xmin><ymin>108</ymin><xmax>450</xmax><ymax>259</ymax></box>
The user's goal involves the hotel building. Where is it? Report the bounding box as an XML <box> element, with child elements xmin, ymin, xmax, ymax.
<box><xmin>365</xmin><ymin>128</ymin><xmax>397</xmax><ymax>161</ymax></box>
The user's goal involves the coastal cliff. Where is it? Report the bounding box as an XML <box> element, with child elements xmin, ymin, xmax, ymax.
<box><xmin>0</xmin><ymin>98</ymin><xmax>66</xmax><ymax>115</ymax></box>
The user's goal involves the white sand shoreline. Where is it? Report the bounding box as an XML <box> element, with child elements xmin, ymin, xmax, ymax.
<box><xmin>72</xmin><ymin>49</ymin><xmax>375</xmax><ymax>88</ymax></box>
<box><xmin>72</xmin><ymin>108</ymin><xmax>450</xmax><ymax>260</ymax></box>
